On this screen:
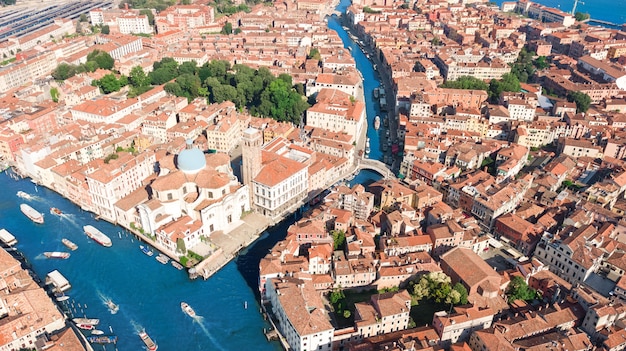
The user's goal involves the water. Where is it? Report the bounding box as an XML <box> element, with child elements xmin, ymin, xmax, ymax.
<box><xmin>327</xmin><ymin>5</ymin><xmax>385</xmax><ymax>161</ymax></box>
<box><xmin>1</xmin><ymin>173</ymin><xmax>280</xmax><ymax>351</ymax></box>
<box><xmin>0</xmin><ymin>0</ymin><xmax>387</xmax><ymax>349</ymax></box>
<box><xmin>495</xmin><ymin>0</ymin><xmax>626</xmax><ymax>26</ymax></box>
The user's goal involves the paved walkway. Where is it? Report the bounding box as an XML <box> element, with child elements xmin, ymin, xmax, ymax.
<box><xmin>192</xmin><ymin>213</ymin><xmax>270</xmax><ymax>279</ymax></box>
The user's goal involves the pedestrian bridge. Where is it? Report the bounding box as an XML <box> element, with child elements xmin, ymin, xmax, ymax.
<box><xmin>357</xmin><ymin>158</ymin><xmax>394</xmax><ymax>178</ymax></box>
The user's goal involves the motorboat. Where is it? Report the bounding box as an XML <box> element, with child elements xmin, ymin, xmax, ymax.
<box><xmin>20</xmin><ymin>204</ymin><xmax>44</xmax><ymax>224</ymax></box>
<box><xmin>73</xmin><ymin>317</ymin><xmax>99</xmax><ymax>326</ymax></box>
<box><xmin>374</xmin><ymin>115</ymin><xmax>380</xmax><ymax>130</ymax></box>
<box><xmin>181</xmin><ymin>302</ymin><xmax>196</xmax><ymax>317</ymax></box>
<box><xmin>16</xmin><ymin>191</ymin><xmax>31</xmax><ymax>200</ymax></box>
<box><xmin>44</xmin><ymin>252</ymin><xmax>70</xmax><ymax>259</ymax></box>
<box><xmin>62</xmin><ymin>238</ymin><xmax>78</xmax><ymax>251</ymax></box>
<box><xmin>140</xmin><ymin>245</ymin><xmax>153</xmax><ymax>256</ymax></box>
<box><xmin>156</xmin><ymin>253</ymin><xmax>169</xmax><ymax>264</ymax></box>
<box><xmin>106</xmin><ymin>299</ymin><xmax>119</xmax><ymax>314</ymax></box>
<box><xmin>171</xmin><ymin>261</ymin><xmax>184</xmax><ymax>270</ymax></box>
<box><xmin>50</xmin><ymin>207</ymin><xmax>62</xmax><ymax>216</ymax></box>
<box><xmin>139</xmin><ymin>330</ymin><xmax>158</xmax><ymax>351</ymax></box>
<box><xmin>91</xmin><ymin>330</ymin><xmax>104</xmax><ymax>335</ymax></box>
<box><xmin>83</xmin><ymin>225</ymin><xmax>112</xmax><ymax>247</ymax></box>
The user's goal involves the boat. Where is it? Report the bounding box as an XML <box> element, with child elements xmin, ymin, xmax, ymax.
<box><xmin>20</xmin><ymin>204</ymin><xmax>44</xmax><ymax>224</ymax></box>
<box><xmin>83</xmin><ymin>225</ymin><xmax>112</xmax><ymax>247</ymax></box>
<box><xmin>87</xmin><ymin>335</ymin><xmax>118</xmax><ymax>344</ymax></box>
<box><xmin>77</xmin><ymin>323</ymin><xmax>95</xmax><ymax>330</ymax></box>
<box><xmin>374</xmin><ymin>115</ymin><xmax>380</xmax><ymax>130</ymax></box>
<box><xmin>140</xmin><ymin>245</ymin><xmax>153</xmax><ymax>256</ymax></box>
<box><xmin>365</xmin><ymin>138</ymin><xmax>370</xmax><ymax>148</ymax></box>
<box><xmin>139</xmin><ymin>330</ymin><xmax>158</xmax><ymax>351</ymax></box>
<box><xmin>44</xmin><ymin>252</ymin><xmax>70</xmax><ymax>259</ymax></box>
<box><xmin>156</xmin><ymin>253</ymin><xmax>169</xmax><ymax>264</ymax></box>
<box><xmin>181</xmin><ymin>302</ymin><xmax>196</xmax><ymax>317</ymax></box>
<box><xmin>373</xmin><ymin>88</ymin><xmax>379</xmax><ymax>99</ymax></box>
<box><xmin>91</xmin><ymin>330</ymin><xmax>104</xmax><ymax>335</ymax></box>
<box><xmin>106</xmin><ymin>299</ymin><xmax>119</xmax><ymax>314</ymax></box>
<box><xmin>16</xmin><ymin>191</ymin><xmax>31</xmax><ymax>200</ymax></box>
<box><xmin>171</xmin><ymin>261</ymin><xmax>184</xmax><ymax>270</ymax></box>
<box><xmin>62</xmin><ymin>238</ymin><xmax>78</xmax><ymax>251</ymax></box>
<box><xmin>0</xmin><ymin>228</ymin><xmax>17</xmax><ymax>246</ymax></box>
<box><xmin>50</xmin><ymin>207</ymin><xmax>62</xmax><ymax>216</ymax></box>
<box><xmin>73</xmin><ymin>317</ymin><xmax>99</xmax><ymax>326</ymax></box>
<box><xmin>56</xmin><ymin>294</ymin><xmax>70</xmax><ymax>302</ymax></box>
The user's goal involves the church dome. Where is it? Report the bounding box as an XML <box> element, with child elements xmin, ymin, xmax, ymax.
<box><xmin>177</xmin><ymin>139</ymin><xmax>206</xmax><ymax>174</ymax></box>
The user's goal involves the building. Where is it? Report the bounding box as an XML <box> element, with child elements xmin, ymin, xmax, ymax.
<box><xmin>433</xmin><ymin>306</ymin><xmax>494</xmax><ymax>347</ymax></box>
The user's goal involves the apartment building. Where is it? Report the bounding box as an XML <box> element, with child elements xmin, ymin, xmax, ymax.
<box><xmin>306</xmin><ymin>88</ymin><xmax>366</xmax><ymax>141</ymax></box>
<box><xmin>433</xmin><ymin>306</ymin><xmax>494</xmax><ymax>347</ymax></box>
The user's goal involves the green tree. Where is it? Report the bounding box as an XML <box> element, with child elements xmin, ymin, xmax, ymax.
<box><xmin>96</xmin><ymin>74</ymin><xmax>123</xmax><ymax>94</ymax></box>
<box><xmin>329</xmin><ymin>289</ymin><xmax>345</xmax><ymax>305</ymax></box>
<box><xmin>331</xmin><ymin>230</ymin><xmax>346</xmax><ymax>250</ymax></box>
<box><xmin>164</xmin><ymin>82</ymin><xmax>183</xmax><ymax>96</ymax></box>
<box><xmin>221</xmin><ymin>22</ymin><xmax>233</xmax><ymax>35</ymax></box>
<box><xmin>101</xmin><ymin>24</ymin><xmax>110</xmax><ymax>34</ymax></box>
<box><xmin>139</xmin><ymin>9</ymin><xmax>154</xmax><ymax>26</ymax></box>
<box><xmin>52</xmin><ymin>63</ymin><xmax>76</xmax><ymax>80</ymax></box>
<box><xmin>343</xmin><ymin>310</ymin><xmax>351</xmax><ymax>318</ymax></box>
<box><xmin>507</xmin><ymin>276</ymin><xmax>538</xmax><ymax>301</ymax></box>
<box><xmin>87</xmin><ymin>50</ymin><xmax>114</xmax><ymax>70</ymax></box>
<box><xmin>488</xmin><ymin>73</ymin><xmax>520</xmax><ymax>101</ymax></box>
<box><xmin>178</xmin><ymin>61</ymin><xmax>198</xmax><ymax>76</ymax></box>
<box><xmin>567</xmin><ymin>91</ymin><xmax>591</xmax><ymax>113</ymax></box>
<box><xmin>129</xmin><ymin>66</ymin><xmax>150</xmax><ymax>87</ymax></box>
<box><xmin>50</xmin><ymin>87</ymin><xmax>59</xmax><ymax>102</ymax></box>
<box><xmin>452</xmin><ymin>283</ymin><xmax>468</xmax><ymax>305</ymax></box>
<box><xmin>575</xmin><ymin>12</ymin><xmax>590</xmax><ymax>21</ymax></box>
<box><xmin>234</xmin><ymin>28</ymin><xmax>242</xmax><ymax>35</ymax></box>
<box><xmin>441</xmin><ymin>76</ymin><xmax>488</xmax><ymax>90</ymax></box>
<box><xmin>79</xmin><ymin>13</ymin><xmax>88</xmax><ymax>22</ymax></box>
<box><xmin>534</xmin><ymin>56</ymin><xmax>549</xmax><ymax>70</ymax></box>
<box><xmin>308</xmin><ymin>48</ymin><xmax>321</xmax><ymax>61</ymax></box>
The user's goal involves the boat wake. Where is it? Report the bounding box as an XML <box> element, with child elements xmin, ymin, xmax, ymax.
<box><xmin>191</xmin><ymin>316</ymin><xmax>227</xmax><ymax>351</ymax></box>
<box><xmin>97</xmin><ymin>291</ymin><xmax>119</xmax><ymax>314</ymax></box>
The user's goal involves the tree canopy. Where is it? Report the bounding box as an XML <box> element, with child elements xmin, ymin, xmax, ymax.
<box><xmin>567</xmin><ymin>91</ymin><xmax>592</xmax><ymax>113</ymax></box>
<box><xmin>441</xmin><ymin>76</ymin><xmax>488</xmax><ymax>90</ymax></box>
<box><xmin>87</xmin><ymin>50</ymin><xmax>114</xmax><ymax>70</ymax></box>
<box><xmin>150</xmin><ymin>58</ymin><xmax>308</xmax><ymax>123</ymax></box>
<box><xmin>575</xmin><ymin>12</ymin><xmax>590</xmax><ymax>21</ymax></box>
<box><xmin>411</xmin><ymin>272</ymin><xmax>465</xmax><ymax>305</ymax></box>
<box><xmin>507</xmin><ymin>276</ymin><xmax>539</xmax><ymax>301</ymax></box>
<box><xmin>488</xmin><ymin>73</ymin><xmax>520</xmax><ymax>101</ymax></box>
<box><xmin>52</xmin><ymin>50</ymin><xmax>115</xmax><ymax>81</ymax></box>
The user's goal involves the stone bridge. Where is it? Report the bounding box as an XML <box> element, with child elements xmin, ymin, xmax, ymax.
<box><xmin>357</xmin><ymin>158</ymin><xmax>394</xmax><ymax>178</ymax></box>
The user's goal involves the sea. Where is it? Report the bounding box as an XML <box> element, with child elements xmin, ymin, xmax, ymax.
<box><xmin>495</xmin><ymin>0</ymin><xmax>626</xmax><ymax>26</ymax></box>
<box><xmin>0</xmin><ymin>0</ymin><xmax>385</xmax><ymax>349</ymax></box>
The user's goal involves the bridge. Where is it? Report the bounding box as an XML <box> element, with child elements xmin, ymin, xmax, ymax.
<box><xmin>356</xmin><ymin>158</ymin><xmax>395</xmax><ymax>178</ymax></box>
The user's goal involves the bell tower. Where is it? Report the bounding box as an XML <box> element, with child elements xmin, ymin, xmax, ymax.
<box><xmin>241</xmin><ymin>127</ymin><xmax>263</xmax><ymax>190</ymax></box>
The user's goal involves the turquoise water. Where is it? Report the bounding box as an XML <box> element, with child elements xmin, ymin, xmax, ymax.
<box><xmin>496</xmin><ymin>0</ymin><xmax>626</xmax><ymax>26</ymax></box>
<box><xmin>0</xmin><ymin>173</ymin><xmax>281</xmax><ymax>351</ymax></box>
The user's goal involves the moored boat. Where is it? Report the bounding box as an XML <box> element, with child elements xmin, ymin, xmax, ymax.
<box><xmin>171</xmin><ymin>261</ymin><xmax>184</xmax><ymax>270</ymax></box>
<box><xmin>77</xmin><ymin>323</ymin><xmax>94</xmax><ymax>330</ymax></box>
<box><xmin>20</xmin><ymin>204</ymin><xmax>44</xmax><ymax>224</ymax></box>
<box><xmin>73</xmin><ymin>317</ymin><xmax>99</xmax><ymax>326</ymax></box>
<box><xmin>62</xmin><ymin>238</ymin><xmax>78</xmax><ymax>251</ymax></box>
<box><xmin>44</xmin><ymin>252</ymin><xmax>70</xmax><ymax>259</ymax></box>
<box><xmin>16</xmin><ymin>191</ymin><xmax>31</xmax><ymax>200</ymax></box>
<box><xmin>87</xmin><ymin>335</ymin><xmax>117</xmax><ymax>344</ymax></box>
<box><xmin>91</xmin><ymin>330</ymin><xmax>104</xmax><ymax>335</ymax></box>
<box><xmin>181</xmin><ymin>302</ymin><xmax>196</xmax><ymax>317</ymax></box>
<box><xmin>374</xmin><ymin>115</ymin><xmax>380</xmax><ymax>130</ymax></box>
<box><xmin>83</xmin><ymin>225</ymin><xmax>112</xmax><ymax>247</ymax></box>
<box><xmin>139</xmin><ymin>330</ymin><xmax>158</xmax><ymax>351</ymax></box>
<box><xmin>373</xmin><ymin>87</ymin><xmax>379</xmax><ymax>99</ymax></box>
<box><xmin>140</xmin><ymin>245</ymin><xmax>153</xmax><ymax>256</ymax></box>
<box><xmin>50</xmin><ymin>207</ymin><xmax>62</xmax><ymax>216</ymax></box>
<box><xmin>156</xmin><ymin>253</ymin><xmax>169</xmax><ymax>264</ymax></box>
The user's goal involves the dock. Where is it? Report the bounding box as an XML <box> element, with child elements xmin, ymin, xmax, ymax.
<box><xmin>45</xmin><ymin>270</ymin><xmax>71</xmax><ymax>293</ymax></box>
<box><xmin>0</xmin><ymin>229</ymin><xmax>17</xmax><ymax>246</ymax></box>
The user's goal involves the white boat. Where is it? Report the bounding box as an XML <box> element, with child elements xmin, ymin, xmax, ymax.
<box><xmin>0</xmin><ymin>229</ymin><xmax>17</xmax><ymax>246</ymax></box>
<box><xmin>73</xmin><ymin>317</ymin><xmax>99</xmax><ymax>326</ymax></box>
<box><xmin>44</xmin><ymin>252</ymin><xmax>70</xmax><ymax>259</ymax></box>
<box><xmin>62</xmin><ymin>238</ymin><xmax>78</xmax><ymax>251</ymax></box>
<box><xmin>366</xmin><ymin>138</ymin><xmax>370</xmax><ymax>148</ymax></box>
<box><xmin>373</xmin><ymin>88</ymin><xmax>379</xmax><ymax>99</ymax></box>
<box><xmin>50</xmin><ymin>207</ymin><xmax>62</xmax><ymax>216</ymax></box>
<box><xmin>56</xmin><ymin>294</ymin><xmax>70</xmax><ymax>302</ymax></box>
<box><xmin>20</xmin><ymin>204</ymin><xmax>44</xmax><ymax>224</ymax></box>
<box><xmin>91</xmin><ymin>330</ymin><xmax>104</xmax><ymax>335</ymax></box>
<box><xmin>181</xmin><ymin>302</ymin><xmax>196</xmax><ymax>317</ymax></box>
<box><xmin>140</xmin><ymin>245</ymin><xmax>153</xmax><ymax>256</ymax></box>
<box><xmin>105</xmin><ymin>299</ymin><xmax>119</xmax><ymax>314</ymax></box>
<box><xmin>156</xmin><ymin>253</ymin><xmax>169</xmax><ymax>264</ymax></box>
<box><xmin>139</xmin><ymin>330</ymin><xmax>158</xmax><ymax>351</ymax></box>
<box><xmin>83</xmin><ymin>225</ymin><xmax>112</xmax><ymax>247</ymax></box>
<box><xmin>171</xmin><ymin>261</ymin><xmax>184</xmax><ymax>270</ymax></box>
<box><xmin>16</xmin><ymin>191</ymin><xmax>31</xmax><ymax>200</ymax></box>
<box><xmin>374</xmin><ymin>115</ymin><xmax>380</xmax><ymax>130</ymax></box>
